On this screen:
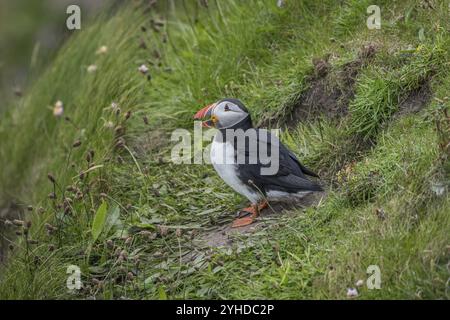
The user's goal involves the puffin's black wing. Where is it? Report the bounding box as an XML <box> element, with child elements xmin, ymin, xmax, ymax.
<box><xmin>286</xmin><ymin>149</ymin><xmax>320</xmax><ymax>178</ymax></box>
<box><xmin>235</xmin><ymin>129</ymin><xmax>323</xmax><ymax>192</ymax></box>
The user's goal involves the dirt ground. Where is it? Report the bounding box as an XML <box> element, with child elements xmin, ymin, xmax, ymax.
<box><xmin>198</xmin><ymin>191</ymin><xmax>327</xmax><ymax>248</ymax></box>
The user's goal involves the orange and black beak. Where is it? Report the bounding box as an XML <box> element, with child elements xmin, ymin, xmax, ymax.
<box><xmin>193</xmin><ymin>103</ymin><xmax>215</xmax><ymax>128</ymax></box>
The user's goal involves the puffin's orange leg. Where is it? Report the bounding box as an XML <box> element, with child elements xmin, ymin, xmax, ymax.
<box><xmin>258</xmin><ymin>200</ymin><xmax>268</xmax><ymax>211</ymax></box>
<box><xmin>231</xmin><ymin>200</ymin><xmax>268</xmax><ymax>228</ymax></box>
<box><xmin>238</xmin><ymin>200</ymin><xmax>268</xmax><ymax>216</ymax></box>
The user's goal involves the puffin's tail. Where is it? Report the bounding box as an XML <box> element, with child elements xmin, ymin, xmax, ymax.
<box><xmin>308</xmin><ymin>181</ymin><xmax>324</xmax><ymax>192</ymax></box>
<box><xmin>278</xmin><ymin>174</ymin><xmax>324</xmax><ymax>192</ymax></box>
<box><xmin>299</xmin><ymin>163</ymin><xmax>320</xmax><ymax>178</ymax></box>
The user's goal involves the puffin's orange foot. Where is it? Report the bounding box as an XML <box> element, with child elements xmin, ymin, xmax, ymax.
<box><xmin>237</xmin><ymin>200</ymin><xmax>268</xmax><ymax>217</ymax></box>
<box><xmin>232</xmin><ymin>201</ymin><xmax>268</xmax><ymax>228</ymax></box>
<box><xmin>258</xmin><ymin>200</ymin><xmax>268</xmax><ymax>211</ymax></box>
<box><xmin>232</xmin><ymin>214</ymin><xmax>257</xmax><ymax>228</ymax></box>
<box><xmin>237</xmin><ymin>206</ymin><xmax>256</xmax><ymax>218</ymax></box>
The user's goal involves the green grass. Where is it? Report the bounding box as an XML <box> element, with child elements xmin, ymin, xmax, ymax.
<box><xmin>0</xmin><ymin>0</ymin><xmax>449</xmax><ymax>299</ymax></box>
<box><xmin>348</xmin><ymin>37</ymin><xmax>448</xmax><ymax>140</ymax></box>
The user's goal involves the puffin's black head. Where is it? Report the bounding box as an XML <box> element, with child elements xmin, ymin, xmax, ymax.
<box><xmin>194</xmin><ymin>98</ymin><xmax>252</xmax><ymax>129</ymax></box>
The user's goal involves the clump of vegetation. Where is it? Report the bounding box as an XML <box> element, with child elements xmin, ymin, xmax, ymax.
<box><xmin>0</xmin><ymin>0</ymin><xmax>448</xmax><ymax>299</ymax></box>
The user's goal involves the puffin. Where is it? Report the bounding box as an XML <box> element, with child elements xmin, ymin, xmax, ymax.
<box><xmin>194</xmin><ymin>98</ymin><xmax>323</xmax><ymax>228</ymax></box>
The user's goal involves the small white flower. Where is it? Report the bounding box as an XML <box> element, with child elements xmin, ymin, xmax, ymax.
<box><xmin>347</xmin><ymin>288</ymin><xmax>358</xmax><ymax>298</ymax></box>
<box><xmin>96</xmin><ymin>45</ymin><xmax>108</xmax><ymax>54</ymax></box>
<box><xmin>356</xmin><ymin>280</ymin><xmax>364</xmax><ymax>287</ymax></box>
<box><xmin>104</xmin><ymin>121</ymin><xmax>114</xmax><ymax>128</ymax></box>
<box><xmin>138</xmin><ymin>64</ymin><xmax>149</xmax><ymax>74</ymax></box>
<box><xmin>53</xmin><ymin>100</ymin><xmax>64</xmax><ymax>117</ymax></box>
<box><xmin>87</xmin><ymin>64</ymin><xmax>98</xmax><ymax>73</ymax></box>
<box><xmin>111</xmin><ymin>102</ymin><xmax>121</xmax><ymax>114</ymax></box>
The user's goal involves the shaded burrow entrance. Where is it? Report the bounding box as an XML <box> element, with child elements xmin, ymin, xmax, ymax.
<box><xmin>397</xmin><ymin>79</ymin><xmax>433</xmax><ymax>116</ymax></box>
<box><xmin>267</xmin><ymin>43</ymin><xmax>433</xmax><ymax>130</ymax></box>
<box><xmin>263</xmin><ymin>44</ymin><xmax>379</xmax><ymax>129</ymax></box>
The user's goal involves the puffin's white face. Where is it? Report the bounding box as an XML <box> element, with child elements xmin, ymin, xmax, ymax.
<box><xmin>194</xmin><ymin>99</ymin><xmax>249</xmax><ymax>129</ymax></box>
<box><xmin>211</xmin><ymin>100</ymin><xmax>249</xmax><ymax>129</ymax></box>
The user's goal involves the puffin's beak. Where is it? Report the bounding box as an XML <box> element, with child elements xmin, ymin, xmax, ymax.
<box><xmin>194</xmin><ymin>103</ymin><xmax>215</xmax><ymax>128</ymax></box>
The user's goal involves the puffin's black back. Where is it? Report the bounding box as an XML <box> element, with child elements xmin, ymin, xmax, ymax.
<box><xmin>222</xmin><ymin>128</ymin><xmax>323</xmax><ymax>194</ymax></box>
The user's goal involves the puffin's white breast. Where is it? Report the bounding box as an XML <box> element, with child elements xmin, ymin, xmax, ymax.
<box><xmin>210</xmin><ymin>138</ymin><xmax>260</xmax><ymax>204</ymax></box>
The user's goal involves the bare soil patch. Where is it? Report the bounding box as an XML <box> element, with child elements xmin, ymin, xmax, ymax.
<box><xmin>198</xmin><ymin>191</ymin><xmax>326</xmax><ymax>248</ymax></box>
<box><xmin>397</xmin><ymin>80</ymin><xmax>433</xmax><ymax>115</ymax></box>
<box><xmin>281</xmin><ymin>44</ymin><xmax>378</xmax><ymax>128</ymax></box>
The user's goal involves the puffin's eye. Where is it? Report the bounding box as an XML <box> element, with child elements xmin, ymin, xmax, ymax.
<box><xmin>224</xmin><ymin>104</ymin><xmax>230</xmax><ymax>111</ymax></box>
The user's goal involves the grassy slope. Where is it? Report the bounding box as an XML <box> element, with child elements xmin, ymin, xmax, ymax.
<box><xmin>0</xmin><ymin>0</ymin><xmax>449</xmax><ymax>299</ymax></box>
